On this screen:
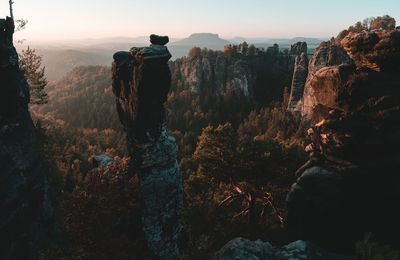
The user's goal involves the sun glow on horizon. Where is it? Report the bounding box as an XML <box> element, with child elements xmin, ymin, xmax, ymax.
<box><xmin>1</xmin><ymin>0</ymin><xmax>399</xmax><ymax>42</ymax></box>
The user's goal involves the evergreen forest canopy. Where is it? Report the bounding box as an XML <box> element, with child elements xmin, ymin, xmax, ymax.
<box><xmin>31</xmin><ymin>42</ymin><xmax>309</xmax><ymax>259</ymax></box>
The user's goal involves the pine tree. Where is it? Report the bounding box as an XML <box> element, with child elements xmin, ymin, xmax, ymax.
<box><xmin>240</xmin><ymin>41</ymin><xmax>248</xmax><ymax>55</ymax></box>
<box><xmin>19</xmin><ymin>47</ymin><xmax>48</xmax><ymax>105</ymax></box>
<box><xmin>193</xmin><ymin>123</ymin><xmax>238</xmax><ymax>183</ymax></box>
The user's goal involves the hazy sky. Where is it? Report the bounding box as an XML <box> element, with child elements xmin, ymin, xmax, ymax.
<box><xmin>1</xmin><ymin>0</ymin><xmax>399</xmax><ymax>42</ymax></box>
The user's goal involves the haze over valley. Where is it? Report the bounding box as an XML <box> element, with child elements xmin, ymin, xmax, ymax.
<box><xmin>18</xmin><ymin>33</ymin><xmax>324</xmax><ymax>80</ymax></box>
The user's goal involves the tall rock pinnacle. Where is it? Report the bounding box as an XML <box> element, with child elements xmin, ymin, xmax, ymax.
<box><xmin>0</xmin><ymin>16</ymin><xmax>52</xmax><ymax>259</ymax></box>
<box><xmin>112</xmin><ymin>34</ymin><xmax>183</xmax><ymax>259</ymax></box>
<box><xmin>287</xmin><ymin>42</ymin><xmax>308</xmax><ymax>111</ymax></box>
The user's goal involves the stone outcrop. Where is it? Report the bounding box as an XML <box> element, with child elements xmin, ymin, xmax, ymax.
<box><xmin>301</xmin><ymin>41</ymin><xmax>354</xmax><ymax>117</ymax></box>
<box><xmin>0</xmin><ymin>17</ymin><xmax>52</xmax><ymax>259</ymax></box>
<box><xmin>340</xmin><ymin>29</ymin><xmax>400</xmax><ymax>71</ymax></box>
<box><xmin>170</xmin><ymin>44</ymin><xmax>293</xmax><ymax>98</ymax></box>
<box><xmin>287</xmin><ymin>42</ymin><xmax>308</xmax><ymax>111</ymax></box>
<box><xmin>298</xmin><ymin>29</ymin><xmax>400</xmax><ymax>119</ymax></box>
<box><xmin>286</xmin><ymin>28</ymin><xmax>400</xmax><ymax>251</ymax></box>
<box><xmin>179</xmin><ymin>55</ymin><xmax>214</xmax><ymax>94</ymax></box>
<box><xmin>213</xmin><ymin>238</ymin><xmax>350</xmax><ymax>260</ymax></box>
<box><xmin>289</xmin><ymin>41</ymin><xmax>307</xmax><ymax>56</ymax></box>
<box><xmin>112</xmin><ymin>35</ymin><xmax>183</xmax><ymax>259</ymax></box>
<box><xmin>229</xmin><ymin>60</ymin><xmax>251</xmax><ymax>96</ymax></box>
<box><xmin>92</xmin><ymin>154</ymin><xmax>113</xmax><ymax>168</ymax></box>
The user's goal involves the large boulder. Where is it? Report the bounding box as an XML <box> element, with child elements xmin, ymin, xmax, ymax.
<box><xmin>0</xmin><ymin>17</ymin><xmax>52</xmax><ymax>259</ymax></box>
<box><xmin>301</xmin><ymin>41</ymin><xmax>354</xmax><ymax>118</ymax></box>
<box><xmin>213</xmin><ymin>238</ymin><xmax>350</xmax><ymax>260</ymax></box>
<box><xmin>286</xmin><ymin>167</ymin><xmax>363</xmax><ymax>252</ymax></box>
<box><xmin>92</xmin><ymin>154</ymin><xmax>113</xmax><ymax>168</ymax></box>
<box><xmin>112</xmin><ymin>35</ymin><xmax>183</xmax><ymax>259</ymax></box>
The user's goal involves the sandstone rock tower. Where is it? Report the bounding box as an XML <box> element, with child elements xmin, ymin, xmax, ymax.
<box><xmin>287</xmin><ymin>42</ymin><xmax>308</xmax><ymax>111</ymax></box>
<box><xmin>0</xmin><ymin>15</ymin><xmax>52</xmax><ymax>259</ymax></box>
<box><xmin>112</xmin><ymin>35</ymin><xmax>183</xmax><ymax>259</ymax></box>
<box><xmin>286</xmin><ymin>28</ymin><xmax>400</xmax><ymax>251</ymax></box>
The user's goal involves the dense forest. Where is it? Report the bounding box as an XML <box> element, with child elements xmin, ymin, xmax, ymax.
<box><xmin>33</xmin><ymin>44</ymin><xmax>306</xmax><ymax>163</ymax></box>
<box><xmin>10</xmin><ymin>15</ymin><xmax>397</xmax><ymax>258</ymax></box>
<box><xmin>1</xmin><ymin>0</ymin><xmax>399</xmax><ymax>255</ymax></box>
<box><xmin>31</xmin><ymin>44</ymin><xmax>309</xmax><ymax>258</ymax></box>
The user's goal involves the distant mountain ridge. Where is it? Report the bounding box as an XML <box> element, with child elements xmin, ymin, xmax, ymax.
<box><xmin>22</xmin><ymin>33</ymin><xmax>324</xmax><ymax>80</ymax></box>
<box><xmin>170</xmin><ymin>33</ymin><xmax>230</xmax><ymax>48</ymax></box>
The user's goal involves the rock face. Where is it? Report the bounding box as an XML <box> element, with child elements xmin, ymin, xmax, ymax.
<box><xmin>177</xmin><ymin>53</ymin><xmax>253</xmax><ymax>95</ymax></box>
<box><xmin>213</xmin><ymin>238</ymin><xmax>350</xmax><ymax>260</ymax></box>
<box><xmin>170</xmin><ymin>45</ymin><xmax>294</xmax><ymax>98</ymax></box>
<box><xmin>301</xmin><ymin>41</ymin><xmax>354</xmax><ymax>117</ymax></box>
<box><xmin>112</xmin><ymin>35</ymin><xmax>183</xmax><ymax>259</ymax></box>
<box><xmin>289</xmin><ymin>41</ymin><xmax>307</xmax><ymax>56</ymax></box>
<box><xmin>179</xmin><ymin>55</ymin><xmax>213</xmax><ymax>94</ymax></box>
<box><xmin>0</xmin><ymin>17</ymin><xmax>52</xmax><ymax>259</ymax></box>
<box><xmin>287</xmin><ymin>42</ymin><xmax>308</xmax><ymax>111</ymax></box>
<box><xmin>286</xmin><ymin>28</ymin><xmax>400</xmax><ymax>251</ymax></box>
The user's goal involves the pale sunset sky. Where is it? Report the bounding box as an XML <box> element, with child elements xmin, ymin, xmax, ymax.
<box><xmin>1</xmin><ymin>0</ymin><xmax>399</xmax><ymax>41</ymax></box>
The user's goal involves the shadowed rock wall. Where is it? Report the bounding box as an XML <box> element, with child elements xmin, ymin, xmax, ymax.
<box><xmin>0</xmin><ymin>16</ymin><xmax>52</xmax><ymax>260</ymax></box>
<box><xmin>286</xmin><ymin>28</ymin><xmax>400</xmax><ymax>251</ymax></box>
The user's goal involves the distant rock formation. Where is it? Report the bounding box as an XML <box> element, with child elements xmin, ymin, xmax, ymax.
<box><xmin>287</xmin><ymin>42</ymin><xmax>308</xmax><ymax>111</ymax></box>
<box><xmin>177</xmin><ymin>52</ymin><xmax>253</xmax><ymax>95</ymax></box>
<box><xmin>171</xmin><ymin>33</ymin><xmax>230</xmax><ymax>48</ymax></box>
<box><xmin>289</xmin><ymin>41</ymin><xmax>307</xmax><ymax>56</ymax></box>
<box><xmin>213</xmin><ymin>238</ymin><xmax>350</xmax><ymax>260</ymax></box>
<box><xmin>170</xmin><ymin>45</ymin><xmax>293</xmax><ymax>98</ymax></box>
<box><xmin>112</xmin><ymin>35</ymin><xmax>183</xmax><ymax>259</ymax></box>
<box><xmin>286</xmin><ymin>28</ymin><xmax>400</xmax><ymax>251</ymax></box>
<box><xmin>0</xmin><ymin>17</ymin><xmax>52</xmax><ymax>259</ymax></box>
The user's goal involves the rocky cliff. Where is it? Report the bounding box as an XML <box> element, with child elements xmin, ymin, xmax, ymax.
<box><xmin>300</xmin><ymin>41</ymin><xmax>354</xmax><ymax>118</ymax></box>
<box><xmin>174</xmin><ymin>51</ymin><xmax>254</xmax><ymax>95</ymax></box>
<box><xmin>0</xmin><ymin>17</ymin><xmax>52</xmax><ymax>259</ymax></box>
<box><xmin>112</xmin><ymin>35</ymin><xmax>183</xmax><ymax>259</ymax></box>
<box><xmin>287</xmin><ymin>42</ymin><xmax>308</xmax><ymax>111</ymax></box>
<box><xmin>215</xmin><ymin>24</ymin><xmax>400</xmax><ymax>259</ymax></box>
<box><xmin>286</xmin><ymin>27</ymin><xmax>400</xmax><ymax>251</ymax></box>
<box><xmin>169</xmin><ymin>44</ymin><xmax>297</xmax><ymax>103</ymax></box>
